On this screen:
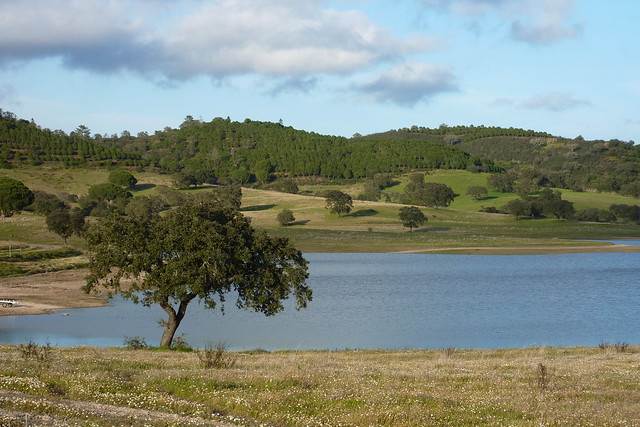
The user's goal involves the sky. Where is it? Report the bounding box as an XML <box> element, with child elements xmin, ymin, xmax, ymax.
<box><xmin>0</xmin><ymin>0</ymin><xmax>638</xmax><ymax>141</ymax></box>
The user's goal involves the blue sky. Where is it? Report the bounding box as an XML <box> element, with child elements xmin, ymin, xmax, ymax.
<box><xmin>0</xmin><ymin>0</ymin><xmax>638</xmax><ymax>141</ymax></box>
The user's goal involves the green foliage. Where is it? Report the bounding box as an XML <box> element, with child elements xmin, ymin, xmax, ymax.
<box><xmin>84</xmin><ymin>198</ymin><xmax>311</xmax><ymax>348</ymax></box>
<box><xmin>488</xmin><ymin>173</ymin><xmax>516</xmax><ymax>193</ymax></box>
<box><xmin>325</xmin><ymin>191</ymin><xmax>353</xmax><ymax>216</ymax></box>
<box><xmin>420</xmin><ymin>183</ymin><xmax>456</xmax><ymax>208</ymax></box>
<box><xmin>503</xmin><ymin>199</ymin><xmax>536</xmax><ymax>219</ymax></box>
<box><xmin>108</xmin><ymin>170</ymin><xmax>137</xmax><ymax>189</ymax></box>
<box><xmin>269</xmin><ymin>178</ymin><xmax>299</xmax><ymax>194</ymax></box>
<box><xmin>30</xmin><ymin>191</ymin><xmax>67</xmax><ymax>215</ymax></box>
<box><xmin>0</xmin><ymin>110</ymin><xmax>142</xmax><ymax>167</ymax></box>
<box><xmin>87</xmin><ymin>183</ymin><xmax>132</xmax><ymax>203</ymax></box>
<box><xmin>0</xmin><ymin>177</ymin><xmax>33</xmax><ymax>217</ymax></box>
<box><xmin>254</xmin><ymin>160</ymin><xmax>274</xmax><ymax>184</ymax></box>
<box><xmin>277</xmin><ymin>209</ymin><xmax>296</xmax><ymax>226</ymax></box>
<box><xmin>609</xmin><ymin>204</ymin><xmax>640</xmax><ymax>224</ymax></box>
<box><xmin>399</xmin><ymin>206</ymin><xmax>427</xmax><ymax>231</ymax></box>
<box><xmin>467</xmin><ymin>186</ymin><xmax>488</xmax><ymax>200</ymax></box>
<box><xmin>46</xmin><ymin>208</ymin><xmax>73</xmax><ymax>243</ymax></box>
<box><xmin>576</xmin><ymin>208</ymin><xmax>616</xmax><ymax>223</ymax></box>
<box><xmin>123</xmin><ymin>336</ymin><xmax>149</xmax><ymax>350</ymax></box>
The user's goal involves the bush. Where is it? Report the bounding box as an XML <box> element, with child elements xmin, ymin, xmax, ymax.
<box><xmin>123</xmin><ymin>336</ymin><xmax>148</xmax><ymax>350</ymax></box>
<box><xmin>576</xmin><ymin>208</ymin><xmax>615</xmax><ymax>223</ymax></box>
<box><xmin>277</xmin><ymin>209</ymin><xmax>295</xmax><ymax>226</ymax></box>
<box><xmin>18</xmin><ymin>341</ymin><xmax>52</xmax><ymax>364</ymax></box>
<box><xmin>31</xmin><ymin>191</ymin><xmax>67</xmax><ymax>215</ymax></box>
<box><xmin>172</xmin><ymin>334</ymin><xmax>193</xmax><ymax>352</ymax></box>
<box><xmin>197</xmin><ymin>342</ymin><xmax>237</xmax><ymax>369</ymax></box>
<box><xmin>466</xmin><ymin>186</ymin><xmax>488</xmax><ymax>200</ymax></box>
<box><xmin>109</xmin><ymin>169</ymin><xmax>138</xmax><ymax>189</ymax></box>
<box><xmin>269</xmin><ymin>178</ymin><xmax>299</xmax><ymax>194</ymax></box>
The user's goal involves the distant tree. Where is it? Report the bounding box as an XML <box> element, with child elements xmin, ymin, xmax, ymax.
<box><xmin>46</xmin><ymin>208</ymin><xmax>73</xmax><ymax>243</ymax></box>
<box><xmin>192</xmin><ymin>186</ymin><xmax>242</xmax><ymax>210</ymax></box>
<box><xmin>325</xmin><ymin>191</ymin><xmax>353</xmax><ymax>216</ymax></box>
<box><xmin>467</xmin><ymin>186</ymin><xmax>488</xmax><ymax>200</ymax></box>
<box><xmin>0</xmin><ymin>177</ymin><xmax>34</xmax><ymax>217</ymax></box>
<box><xmin>84</xmin><ymin>200</ymin><xmax>311</xmax><ymax>348</ymax></box>
<box><xmin>254</xmin><ymin>160</ymin><xmax>274</xmax><ymax>184</ymax></box>
<box><xmin>125</xmin><ymin>197</ymin><xmax>157</xmax><ymax>220</ymax></box>
<box><xmin>609</xmin><ymin>204</ymin><xmax>640</xmax><ymax>223</ymax></box>
<box><xmin>514</xmin><ymin>167</ymin><xmax>541</xmax><ymax>198</ymax></box>
<box><xmin>399</xmin><ymin>206</ymin><xmax>427</xmax><ymax>232</ymax></box>
<box><xmin>421</xmin><ymin>183</ymin><xmax>456</xmax><ymax>208</ymax></box>
<box><xmin>405</xmin><ymin>173</ymin><xmax>425</xmax><ymax>194</ymax></box>
<box><xmin>69</xmin><ymin>207</ymin><xmax>86</xmax><ymax>236</ymax></box>
<box><xmin>576</xmin><ymin>208</ymin><xmax>616</xmax><ymax>223</ymax></box>
<box><xmin>504</xmin><ymin>199</ymin><xmax>533</xmax><ymax>219</ymax></box>
<box><xmin>87</xmin><ymin>183</ymin><xmax>132</xmax><ymax>203</ymax></box>
<box><xmin>109</xmin><ymin>170</ymin><xmax>138</xmax><ymax>189</ymax></box>
<box><xmin>620</xmin><ymin>182</ymin><xmax>640</xmax><ymax>198</ymax></box>
<box><xmin>270</xmin><ymin>178</ymin><xmax>299</xmax><ymax>194</ymax></box>
<box><xmin>489</xmin><ymin>173</ymin><xmax>516</xmax><ymax>193</ymax></box>
<box><xmin>537</xmin><ymin>189</ymin><xmax>575</xmax><ymax>219</ymax></box>
<box><xmin>72</xmin><ymin>125</ymin><xmax>91</xmax><ymax>139</ymax></box>
<box><xmin>31</xmin><ymin>191</ymin><xmax>67</xmax><ymax>215</ymax></box>
<box><xmin>277</xmin><ymin>209</ymin><xmax>296</xmax><ymax>226</ymax></box>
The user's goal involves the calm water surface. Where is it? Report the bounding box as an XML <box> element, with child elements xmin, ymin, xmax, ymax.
<box><xmin>2</xmin><ymin>242</ymin><xmax>640</xmax><ymax>349</ymax></box>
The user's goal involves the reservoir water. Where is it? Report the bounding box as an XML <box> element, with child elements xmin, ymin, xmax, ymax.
<box><xmin>2</xmin><ymin>242</ymin><xmax>640</xmax><ymax>349</ymax></box>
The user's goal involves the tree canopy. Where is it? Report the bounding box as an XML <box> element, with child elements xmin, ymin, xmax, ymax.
<box><xmin>84</xmin><ymin>200</ymin><xmax>312</xmax><ymax>348</ymax></box>
<box><xmin>109</xmin><ymin>170</ymin><xmax>138</xmax><ymax>189</ymax></box>
<box><xmin>399</xmin><ymin>206</ymin><xmax>427</xmax><ymax>232</ymax></box>
<box><xmin>325</xmin><ymin>191</ymin><xmax>353</xmax><ymax>216</ymax></box>
<box><xmin>0</xmin><ymin>177</ymin><xmax>34</xmax><ymax>217</ymax></box>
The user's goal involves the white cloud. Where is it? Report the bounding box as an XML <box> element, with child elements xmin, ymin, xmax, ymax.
<box><xmin>0</xmin><ymin>0</ymin><xmax>434</xmax><ymax>80</ymax></box>
<box><xmin>420</xmin><ymin>0</ymin><xmax>581</xmax><ymax>45</ymax></box>
<box><xmin>356</xmin><ymin>63</ymin><xmax>457</xmax><ymax>106</ymax></box>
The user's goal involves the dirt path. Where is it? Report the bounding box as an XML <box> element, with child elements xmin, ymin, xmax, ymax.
<box><xmin>0</xmin><ymin>390</ymin><xmax>236</xmax><ymax>426</ymax></box>
<box><xmin>0</xmin><ymin>269</ymin><xmax>106</xmax><ymax>317</ymax></box>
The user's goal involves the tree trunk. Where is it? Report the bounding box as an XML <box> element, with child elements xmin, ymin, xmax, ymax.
<box><xmin>159</xmin><ymin>296</ymin><xmax>194</xmax><ymax>348</ymax></box>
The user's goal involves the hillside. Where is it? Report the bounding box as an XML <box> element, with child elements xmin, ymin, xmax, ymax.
<box><xmin>368</xmin><ymin>125</ymin><xmax>640</xmax><ymax>196</ymax></box>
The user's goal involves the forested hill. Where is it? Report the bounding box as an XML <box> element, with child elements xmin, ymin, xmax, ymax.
<box><xmin>0</xmin><ymin>112</ymin><xmax>491</xmax><ymax>182</ymax></box>
<box><xmin>1</xmin><ymin>109</ymin><xmax>638</xmax><ymax>196</ymax></box>
<box><xmin>368</xmin><ymin>125</ymin><xmax>640</xmax><ymax>196</ymax></box>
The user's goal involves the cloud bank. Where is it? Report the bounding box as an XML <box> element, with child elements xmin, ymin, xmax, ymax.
<box><xmin>0</xmin><ymin>0</ymin><xmax>432</xmax><ymax>80</ymax></box>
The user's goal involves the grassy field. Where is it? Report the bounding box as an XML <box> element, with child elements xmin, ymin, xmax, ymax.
<box><xmin>1</xmin><ymin>345</ymin><xmax>639</xmax><ymax>426</ymax></box>
<box><xmin>1</xmin><ymin>167</ymin><xmax>639</xmax><ymax>254</ymax></box>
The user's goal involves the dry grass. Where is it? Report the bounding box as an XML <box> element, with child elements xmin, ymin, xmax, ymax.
<box><xmin>1</xmin><ymin>346</ymin><xmax>639</xmax><ymax>426</ymax></box>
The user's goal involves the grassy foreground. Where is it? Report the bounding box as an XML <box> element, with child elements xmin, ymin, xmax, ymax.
<box><xmin>1</xmin><ymin>345</ymin><xmax>639</xmax><ymax>426</ymax></box>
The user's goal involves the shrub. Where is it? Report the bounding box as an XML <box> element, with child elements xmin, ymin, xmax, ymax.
<box><xmin>269</xmin><ymin>178</ymin><xmax>299</xmax><ymax>194</ymax></box>
<box><xmin>466</xmin><ymin>186</ymin><xmax>488</xmax><ymax>200</ymax></box>
<box><xmin>277</xmin><ymin>209</ymin><xmax>295</xmax><ymax>226</ymax></box>
<box><xmin>109</xmin><ymin>169</ymin><xmax>138</xmax><ymax>189</ymax></box>
<box><xmin>536</xmin><ymin>363</ymin><xmax>550</xmax><ymax>392</ymax></box>
<box><xmin>123</xmin><ymin>336</ymin><xmax>148</xmax><ymax>350</ymax></box>
<box><xmin>172</xmin><ymin>334</ymin><xmax>193</xmax><ymax>352</ymax></box>
<box><xmin>31</xmin><ymin>191</ymin><xmax>67</xmax><ymax>215</ymax></box>
<box><xmin>46</xmin><ymin>380</ymin><xmax>67</xmax><ymax>396</ymax></box>
<box><xmin>197</xmin><ymin>342</ymin><xmax>237</xmax><ymax>369</ymax></box>
<box><xmin>18</xmin><ymin>341</ymin><xmax>52</xmax><ymax>364</ymax></box>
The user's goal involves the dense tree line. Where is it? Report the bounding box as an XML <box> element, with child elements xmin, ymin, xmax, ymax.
<box><xmin>0</xmin><ymin>110</ymin><xmax>142</xmax><ymax>167</ymax></box>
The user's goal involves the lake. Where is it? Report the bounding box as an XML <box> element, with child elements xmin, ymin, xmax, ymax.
<box><xmin>2</xmin><ymin>242</ymin><xmax>640</xmax><ymax>350</ymax></box>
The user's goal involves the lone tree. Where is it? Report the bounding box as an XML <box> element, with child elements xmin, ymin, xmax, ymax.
<box><xmin>467</xmin><ymin>186</ymin><xmax>488</xmax><ymax>201</ymax></box>
<box><xmin>277</xmin><ymin>209</ymin><xmax>295</xmax><ymax>226</ymax></box>
<box><xmin>0</xmin><ymin>177</ymin><xmax>34</xmax><ymax>217</ymax></box>
<box><xmin>325</xmin><ymin>191</ymin><xmax>353</xmax><ymax>216</ymax></box>
<box><xmin>46</xmin><ymin>208</ymin><xmax>73</xmax><ymax>243</ymax></box>
<box><xmin>109</xmin><ymin>170</ymin><xmax>138</xmax><ymax>189</ymax></box>
<box><xmin>422</xmin><ymin>183</ymin><xmax>456</xmax><ymax>208</ymax></box>
<box><xmin>399</xmin><ymin>206</ymin><xmax>427</xmax><ymax>232</ymax></box>
<box><xmin>84</xmin><ymin>200</ymin><xmax>312</xmax><ymax>348</ymax></box>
